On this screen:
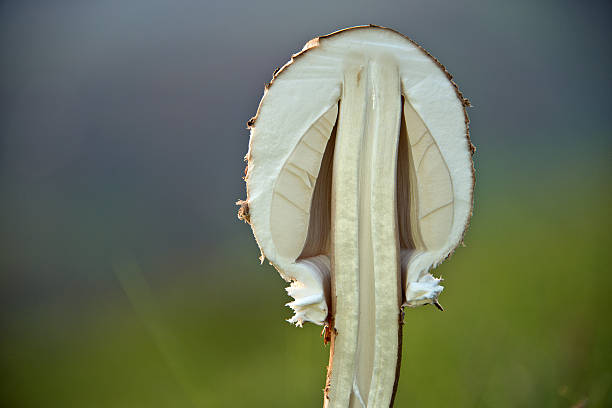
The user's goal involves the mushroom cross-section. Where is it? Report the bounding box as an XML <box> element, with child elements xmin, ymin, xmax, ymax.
<box><xmin>240</xmin><ymin>25</ymin><xmax>474</xmax><ymax>408</ymax></box>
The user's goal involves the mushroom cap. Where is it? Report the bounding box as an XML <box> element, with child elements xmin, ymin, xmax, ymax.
<box><xmin>243</xmin><ymin>25</ymin><xmax>474</xmax><ymax>325</ymax></box>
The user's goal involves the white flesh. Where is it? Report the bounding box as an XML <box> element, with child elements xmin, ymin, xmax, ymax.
<box><xmin>243</xmin><ymin>26</ymin><xmax>473</xmax><ymax>407</ymax></box>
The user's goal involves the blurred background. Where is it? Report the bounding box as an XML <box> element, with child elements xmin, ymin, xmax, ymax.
<box><xmin>0</xmin><ymin>0</ymin><xmax>610</xmax><ymax>406</ymax></box>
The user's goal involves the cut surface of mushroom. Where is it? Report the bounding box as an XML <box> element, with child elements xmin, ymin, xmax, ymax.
<box><xmin>241</xmin><ymin>25</ymin><xmax>474</xmax><ymax>408</ymax></box>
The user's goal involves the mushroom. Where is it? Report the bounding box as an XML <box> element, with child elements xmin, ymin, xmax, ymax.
<box><xmin>239</xmin><ymin>25</ymin><xmax>474</xmax><ymax>407</ymax></box>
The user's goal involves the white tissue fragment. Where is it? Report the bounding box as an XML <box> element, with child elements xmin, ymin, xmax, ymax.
<box><xmin>284</xmin><ymin>255</ymin><xmax>330</xmax><ymax>326</ymax></box>
<box><xmin>404</xmin><ymin>273</ymin><xmax>444</xmax><ymax>307</ymax></box>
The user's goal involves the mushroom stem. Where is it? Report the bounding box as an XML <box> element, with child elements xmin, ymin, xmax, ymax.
<box><xmin>326</xmin><ymin>58</ymin><xmax>402</xmax><ymax>408</ymax></box>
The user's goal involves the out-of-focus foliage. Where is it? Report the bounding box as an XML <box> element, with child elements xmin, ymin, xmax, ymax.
<box><xmin>2</xmin><ymin>166</ymin><xmax>610</xmax><ymax>407</ymax></box>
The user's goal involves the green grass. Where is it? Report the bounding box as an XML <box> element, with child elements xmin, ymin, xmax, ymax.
<box><xmin>1</xmin><ymin>173</ymin><xmax>610</xmax><ymax>407</ymax></box>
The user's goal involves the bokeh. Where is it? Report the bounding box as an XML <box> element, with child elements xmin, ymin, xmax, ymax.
<box><xmin>1</xmin><ymin>0</ymin><xmax>610</xmax><ymax>407</ymax></box>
